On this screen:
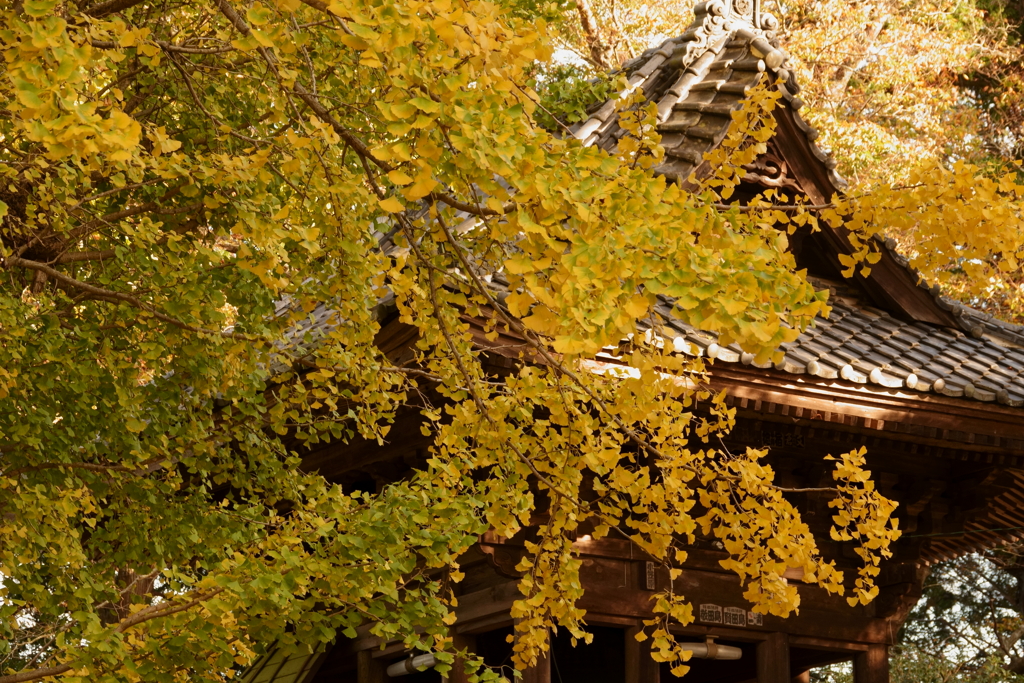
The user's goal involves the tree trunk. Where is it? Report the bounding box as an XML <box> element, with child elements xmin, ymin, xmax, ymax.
<box><xmin>574</xmin><ymin>0</ymin><xmax>615</xmax><ymax>70</ymax></box>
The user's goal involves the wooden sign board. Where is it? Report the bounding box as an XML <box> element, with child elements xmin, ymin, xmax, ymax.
<box><xmin>699</xmin><ymin>604</ymin><xmax>763</xmax><ymax>627</ymax></box>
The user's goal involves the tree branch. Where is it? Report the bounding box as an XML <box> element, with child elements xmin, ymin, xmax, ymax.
<box><xmin>157</xmin><ymin>41</ymin><xmax>235</xmax><ymax>54</ymax></box>
<box><xmin>573</xmin><ymin>0</ymin><xmax>614</xmax><ymax>69</ymax></box>
<box><xmin>92</xmin><ymin>40</ymin><xmax>235</xmax><ymax>54</ymax></box>
<box><xmin>215</xmin><ymin>0</ymin><xmax>513</xmax><ymax>219</ymax></box>
<box><xmin>3</xmin><ymin>256</ymin><xmax>255</xmax><ymax>340</ymax></box>
<box><xmin>0</xmin><ymin>666</ymin><xmax>74</xmax><ymax>683</ymax></box>
<box><xmin>426</xmin><ymin>192</ymin><xmax>513</xmax><ymax>216</ymax></box>
<box><xmin>0</xmin><ymin>588</ymin><xmax>226</xmax><ymax>683</ymax></box>
<box><xmin>55</xmin><ymin>250</ymin><xmax>117</xmax><ymax>264</ymax></box>
<box><xmin>828</xmin><ymin>15</ymin><xmax>889</xmax><ymax>98</ymax></box>
<box><xmin>713</xmin><ymin>202</ymin><xmax>835</xmax><ymax>212</ymax></box>
<box><xmin>2</xmin><ymin>455</ymin><xmax>169</xmax><ymax>480</ymax></box>
<box><xmin>81</xmin><ymin>0</ymin><xmax>147</xmax><ymax>18</ymax></box>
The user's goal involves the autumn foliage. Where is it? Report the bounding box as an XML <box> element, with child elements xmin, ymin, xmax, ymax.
<box><xmin>0</xmin><ymin>1</ymin><xmax>1020</xmax><ymax>682</ymax></box>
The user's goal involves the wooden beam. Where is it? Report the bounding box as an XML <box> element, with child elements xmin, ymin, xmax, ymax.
<box><xmin>448</xmin><ymin>560</ymin><xmax>889</xmax><ymax>646</ymax></box>
<box><xmin>300</xmin><ymin>408</ymin><xmax>433</xmax><ymax>481</ymax></box>
<box><xmin>356</xmin><ymin>650</ymin><xmax>385</xmax><ymax>683</ymax></box>
<box><xmin>709</xmin><ymin>366</ymin><xmax>1024</xmax><ymax>446</ymax></box>
<box><xmin>853</xmin><ymin>644</ymin><xmax>889</xmax><ymax>683</ymax></box>
<box><xmin>788</xmin><ymin>636</ymin><xmax>869</xmax><ymax>652</ymax></box>
<box><xmin>625</xmin><ymin>626</ymin><xmax>660</xmax><ymax>683</ymax></box>
<box><xmin>453</xmin><ymin>580</ymin><xmax>519</xmax><ymax>634</ymax></box>
<box><xmin>792</xmin><ymin>672</ymin><xmax>810</xmax><ymax>683</ymax></box>
<box><xmin>770</xmin><ymin>106</ymin><xmax>959</xmax><ymax>329</ymax></box>
<box><xmin>757</xmin><ymin>633</ymin><xmax>790</xmax><ymax>683</ymax></box>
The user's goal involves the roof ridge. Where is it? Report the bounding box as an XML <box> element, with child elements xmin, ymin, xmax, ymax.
<box><xmin>873</xmin><ymin>234</ymin><xmax>1024</xmax><ymax>347</ymax></box>
<box><xmin>570</xmin><ymin>1</ymin><xmax>849</xmax><ymax>189</ymax></box>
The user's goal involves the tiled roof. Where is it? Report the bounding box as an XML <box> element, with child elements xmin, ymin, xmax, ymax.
<box><xmin>569</xmin><ymin>0</ymin><xmax>1024</xmax><ymax>349</ymax></box>
<box><xmin>652</xmin><ymin>277</ymin><xmax>1024</xmax><ymax>407</ymax></box>
<box><xmin>571</xmin><ymin>0</ymin><xmax>847</xmax><ymax>190</ymax></box>
<box><xmin>282</xmin><ymin>264</ymin><xmax>1024</xmax><ymax>411</ymax></box>
<box><xmin>239</xmin><ymin>644</ymin><xmax>325</xmax><ymax>683</ymax></box>
<box><xmin>566</xmin><ymin>0</ymin><xmax>1024</xmax><ymax>408</ymax></box>
<box><xmin>272</xmin><ymin>3</ymin><xmax>1024</xmax><ymax>412</ymax></box>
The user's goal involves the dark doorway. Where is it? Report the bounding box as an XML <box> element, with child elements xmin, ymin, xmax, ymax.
<box><xmin>474</xmin><ymin>625</ymin><xmax>627</xmax><ymax>683</ymax></box>
<box><xmin>549</xmin><ymin>625</ymin><xmax>626</xmax><ymax>683</ymax></box>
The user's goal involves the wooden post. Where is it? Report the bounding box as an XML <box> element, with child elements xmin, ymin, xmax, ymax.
<box><xmin>625</xmin><ymin>626</ymin><xmax>660</xmax><ymax>683</ymax></box>
<box><xmin>515</xmin><ymin>620</ymin><xmax>551</xmax><ymax>683</ymax></box>
<box><xmin>756</xmin><ymin>633</ymin><xmax>790</xmax><ymax>683</ymax></box>
<box><xmin>854</xmin><ymin>644</ymin><xmax>889</xmax><ymax>683</ymax></box>
<box><xmin>446</xmin><ymin>633</ymin><xmax>477</xmax><ymax>683</ymax></box>
<box><xmin>520</xmin><ymin>649</ymin><xmax>551</xmax><ymax>683</ymax></box>
<box><xmin>356</xmin><ymin>650</ymin><xmax>385</xmax><ymax>683</ymax></box>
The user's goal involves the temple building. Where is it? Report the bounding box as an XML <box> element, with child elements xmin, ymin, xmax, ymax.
<box><xmin>243</xmin><ymin>2</ymin><xmax>1024</xmax><ymax>681</ymax></box>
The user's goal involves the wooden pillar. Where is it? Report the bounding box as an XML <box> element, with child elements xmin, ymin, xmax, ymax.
<box><xmin>625</xmin><ymin>626</ymin><xmax>660</xmax><ymax>683</ymax></box>
<box><xmin>446</xmin><ymin>633</ymin><xmax>477</xmax><ymax>683</ymax></box>
<box><xmin>854</xmin><ymin>644</ymin><xmax>889</xmax><ymax>683</ymax></box>
<box><xmin>356</xmin><ymin>650</ymin><xmax>385</xmax><ymax>683</ymax></box>
<box><xmin>515</xmin><ymin>621</ymin><xmax>551</xmax><ymax>683</ymax></box>
<box><xmin>756</xmin><ymin>633</ymin><xmax>790</xmax><ymax>683</ymax></box>
<box><xmin>520</xmin><ymin>649</ymin><xmax>551</xmax><ymax>683</ymax></box>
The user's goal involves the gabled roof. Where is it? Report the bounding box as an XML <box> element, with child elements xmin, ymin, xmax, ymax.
<box><xmin>571</xmin><ymin>0</ymin><xmax>844</xmax><ymax>190</ymax></box>
<box><xmin>877</xmin><ymin>236</ymin><xmax>1024</xmax><ymax>348</ymax></box>
<box><xmin>568</xmin><ymin>0</ymin><xmax>972</xmax><ymax>332</ymax></box>
<box><xmin>561</xmin><ymin>0</ymin><xmax>1024</xmax><ymax>408</ymax></box>
<box><xmin>239</xmin><ymin>644</ymin><xmax>325</xmax><ymax>683</ymax></box>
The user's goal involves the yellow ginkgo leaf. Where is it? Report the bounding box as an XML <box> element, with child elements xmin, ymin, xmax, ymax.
<box><xmin>378</xmin><ymin>196</ymin><xmax>405</xmax><ymax>213</ymax></box>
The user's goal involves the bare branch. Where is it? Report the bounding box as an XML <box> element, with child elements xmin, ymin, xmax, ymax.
<box><xmin>157</xmin><ymin>41</ymin><xmax>235</xmax><ymax>54</ymax></box>
<box><xmin>713</xmin><ymin>202</ymin><xmax>835</xmax><ymax>212</ymax></box>
<box><xmin>81</xmin><ymin>0</ymin><xmax>147</xmax><ymax>18</ymax></box>
<box><xmin>573</xmin><ymin>0</ymin><xmax>614</xmax><ymax>70</ymax></box>
<box><xmin>0</xmin><ymin>665</ymin><xmax>74</xmax><ymax>683</ymax></box>
<box><xmin>55</xmin><ymin>250</ymin><xmax>117</xmax><ymax>264</ymax></box>
<box><xmin>66</xmin><ymin>179</ymin><xmax>164</xmax><ymax>213</ymax></box>
<box><xmin>427</xmin><ymin>192</ymin><xmax>513</xmax><ymax>216</ymax></box>
<box><xmin>2</xmin><ymin>455</ymin><xmax>170</xmax><ymax>480</ymax></box>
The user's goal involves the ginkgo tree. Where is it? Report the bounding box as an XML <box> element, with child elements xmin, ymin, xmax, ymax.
<box><xmin>0</xmin><ymin>1</ymin><xmax>1022</xmax><ymax>682</ymax></box>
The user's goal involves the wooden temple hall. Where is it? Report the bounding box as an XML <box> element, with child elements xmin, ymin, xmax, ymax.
<box><xmin>244</xmin><ymin>2</ymin><xmax>1024</xmax><ymax>682</ymax></box>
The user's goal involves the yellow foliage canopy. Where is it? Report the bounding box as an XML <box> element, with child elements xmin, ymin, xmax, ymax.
<box><xmin>0</xmin><ymin>1</ymin><xmax>1017</xmax><ymax>682</ymax></box>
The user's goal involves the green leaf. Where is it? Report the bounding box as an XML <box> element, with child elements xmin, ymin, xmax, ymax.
<box><xmin>22</xmin><ymin>0</ymin><xmax>58</xmax><ymax>17</ymax></box>
<box><xmin>13</xmin><ymin>78</ymin><xmax>45</xmax><ymax>108</ymax></box>
<box><xmin>246</xmin><ymin>4</ymin><xmax>275</xmax><ymax>24</ymax></box>
<box><xmin>409</xmin><ymin>97</ymin><xmax>440</xmax><ymax>114</ymax></box>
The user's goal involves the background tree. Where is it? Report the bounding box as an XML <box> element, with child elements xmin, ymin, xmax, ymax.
<box><xmin>546</xmin><ymin>0</ymin><xmax>1024</xmax><ymax>180</ymax></box>
<box><xmin>814</xmin><ymin>544</ymin><xmax>1024</xmax><ymax>682</ymax></box>
<box><xmin>812</xmin><ymin>647</ymin><xmax>1020</xmax><ymax>683</ymax></box>
<box><xmin>901</xmin><ymin>545</ymin><xmax>1024</xmax><ymax>677</ymax></box>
